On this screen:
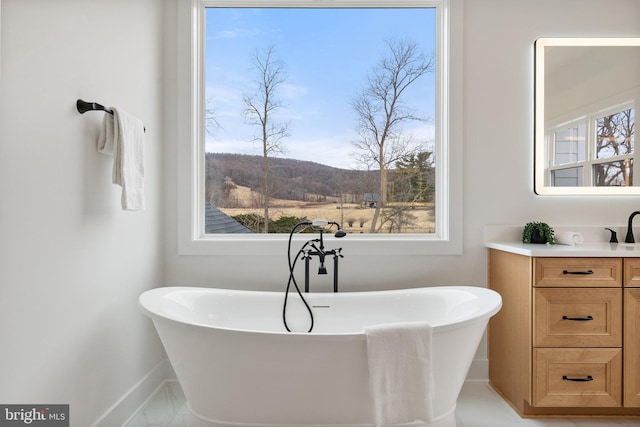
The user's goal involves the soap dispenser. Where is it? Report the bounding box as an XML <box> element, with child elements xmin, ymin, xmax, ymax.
<box><xmin>605</xmin><ymin>228</ymin><xmax>618</xmax><ymax>243</ymax></box>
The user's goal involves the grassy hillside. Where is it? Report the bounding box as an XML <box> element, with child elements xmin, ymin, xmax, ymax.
<box><xmin>205</xmin><ymin>153</ymin><xmax>380</xmax><ymax>206</ymax></box>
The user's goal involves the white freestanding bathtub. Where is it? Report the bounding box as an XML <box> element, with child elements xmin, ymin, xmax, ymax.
<box><xmin>139</xmin><ymin>286</ymin><xmax>501</xmax><ymax>427</ymax></box>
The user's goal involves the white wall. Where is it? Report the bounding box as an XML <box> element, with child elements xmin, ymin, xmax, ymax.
<box><xmin>463</xmin><ymin>0</ymin><xmax>640</xmax><ymax>231</ymax></box>
<box><xmin>0</xmin><ymin>1</ymin><xmax>166</xmax><ymax>426</ymax></box>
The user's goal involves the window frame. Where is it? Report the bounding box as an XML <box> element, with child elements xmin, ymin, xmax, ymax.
<box><xmin>177</xmin><ymin>0</ymin><xmax>462</xmax><ymax>255</ymax></box>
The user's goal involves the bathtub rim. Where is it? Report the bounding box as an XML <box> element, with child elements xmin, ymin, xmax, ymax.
<box><xmin>139</xmin><ymin>285</ymin><xmax>502</xmax><ymax>338</ymax></box>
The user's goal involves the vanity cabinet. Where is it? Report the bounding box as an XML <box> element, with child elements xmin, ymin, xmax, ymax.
<box><xmin>488</xmin><ymin>250</ymin><xmax>640</xmax><ymax>416</ymax></box>
<box><xmin>624</xmin><ymin>259</ymin><xmax>640</xmax><ymax>407</ymax></box>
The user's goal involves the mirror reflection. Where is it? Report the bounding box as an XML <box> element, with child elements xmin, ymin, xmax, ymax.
<box><xmin>534</xmin><ymin>38</ymin><xmax>640</xmax><ymax>195</ymax></box>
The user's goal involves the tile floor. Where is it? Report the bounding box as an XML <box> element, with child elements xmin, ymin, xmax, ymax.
<box><xmin>124</xmin><ymin>381</ymin><xmax>187</xmax><ymax>427</ymax></box>
<box><xmin>124</xmin><ymin>381</ymin><xmax>640</xmax><ymax>427</ymax></box>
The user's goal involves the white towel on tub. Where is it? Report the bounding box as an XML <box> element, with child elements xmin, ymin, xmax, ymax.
<box><xmin>97</xmin><ymin>107</ymin><xmax>145</xmax><ymax>210</ymax></box>
<box><xmin>364</xmin><ymin>321</ymin><xmax>434</xmax><ymax>427</ymax></box>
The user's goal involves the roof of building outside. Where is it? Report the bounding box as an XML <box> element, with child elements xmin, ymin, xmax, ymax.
<box><xmin>205</xmin><ymin>203</ymin><xmax>253</xmax><ymax>234</ymax></box>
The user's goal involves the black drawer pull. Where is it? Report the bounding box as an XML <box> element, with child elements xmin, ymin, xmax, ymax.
<box><xmin>562</xmin><ymin>315</ymin><xmax>594</xmax><ymax>321</ymax></box>
<box><xmin>563</xmin><ymin>375</ymin><xmax>594</xmax><ymax>382</ymax></box>
<box><xmin>562</xmin><ymin>269</ymin><xmax>594</xmax><ymax>275</ymax></box>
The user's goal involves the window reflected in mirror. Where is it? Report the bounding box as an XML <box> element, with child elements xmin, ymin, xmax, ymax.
<box><xmin>547</xmin><ymin>106</ymin><xmax>634</xmax><ymax>187</ymax></box>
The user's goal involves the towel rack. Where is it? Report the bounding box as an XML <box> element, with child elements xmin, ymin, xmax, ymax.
<box><xmin>77</xmin><ymin>99</ymin><xmax>112</xmax><ymax>115</ymax></box>
<box><xmin>76</xmin><ymin>99</ymin><xmax>145</xmax><ymax>132</ymax></box>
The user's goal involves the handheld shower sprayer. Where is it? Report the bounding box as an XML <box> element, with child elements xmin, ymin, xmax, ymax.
<box><xmin>310</xmin><ymin>218</ymin><xmax>347</xmax><ymax>238</ymax></box>
<box><xmin>310</xmin><ymin>219</ymin><xmax>346</xmax><ymax>274</ymax></box>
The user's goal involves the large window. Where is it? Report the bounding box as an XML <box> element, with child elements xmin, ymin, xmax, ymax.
<box><xmin>177</xmin><ymin>0</ymin><xmax>462</xmax><ymax>254</ymax></box>
<box><xmin>204</xmin><ymin>6</ymin><xmax>436</xmax><ymax>235</ymax></box>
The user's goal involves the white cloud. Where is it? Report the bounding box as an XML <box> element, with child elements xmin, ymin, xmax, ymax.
<box><xmin>206</xmin><ymin>85</ymin><xmax>243</xmax><ymax>108</ymax></box>
<box><xmin>213</xmin><ymin>28</ymin><xmax>263</xmax><ymax>40</ymax></box>
<box><xmin>206</xmin><ymin>138</ymin><xmax>253</xmax><ymax>154</ymax></box>
<box><xmin>405</xmin><ymin>124</ymin><xmax>436</xmax><ymax>146</ymax></box>
<box><xmin>283</xmin><ymin>132</ymin><xmax>364</xmax><ymax>170</ymax></box>
<box><xmin>212</xmin><ymin>27</ymin><xmax>282</xmax><ymax>40</ymax></box>
<box><xmin>279</xmin><ymin>83</ymin><xmax>308</xmax><ymax>100</ymax></box>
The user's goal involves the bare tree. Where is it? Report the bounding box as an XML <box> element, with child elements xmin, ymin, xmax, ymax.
<box><xmin>351</xmin><ymin>38</ymin><xmax>434</xmax><ymax>232</ymax></box>
<box><xmin>205</xmin><ymin>96</ymin><xmax>221</xmax><ymax>137</ymax></box>
<box><xmin>595</xmin><ymin>108</ymin><xmax>634</xmax><ymax>186</ymax></box>
<box><xmin>204</xmin><ymin>99</ymin><xmax>221</xmax><ymax>209</ymax></box>
<box><xmin>243</xmin><ymin>45</ymin><xmax>290</xmax><ymax>232</ymax></box>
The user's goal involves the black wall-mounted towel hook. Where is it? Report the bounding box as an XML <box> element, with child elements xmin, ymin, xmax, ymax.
<box><xmin>76</xmin><ymin>99</ymin><xmax>145</xmax><ymax>132</ymax></box>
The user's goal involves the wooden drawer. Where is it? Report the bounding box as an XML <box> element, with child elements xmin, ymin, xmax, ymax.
<box><xmin>534</xmin><ymin>258</ymin><xmax>622</xmax><ymax>288</ymax></box>
<box><xmin>534</xmin><ymin>288</ymin><xmax>622</xmax><ymax>347</ymax></box>
<box><xmin>533</xmin><ymin>348</ymin><xmax>622</xmax><ymax>407</ymax></box>
<box><xmin>624</xmin><ymin>258</ymin><xmax>640</xmax><ymax>287</ymax></box>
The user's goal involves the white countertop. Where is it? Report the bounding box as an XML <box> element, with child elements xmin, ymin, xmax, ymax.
<box><xmin>484</xmin><ymin>225</ymin><xmax>640</xmax><ymax>257</ymax></box>
<box><xmin>485</xmin><ymin>241</ymin><xmax>640</xmax><ymax>257</ymax></box>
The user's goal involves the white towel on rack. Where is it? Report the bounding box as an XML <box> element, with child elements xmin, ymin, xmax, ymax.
<box><xmin>97</xmin><ymin>107</ymin><xmax>145</xmax><ymax>210</ymax></box>
<box><xmin>364</xmin><ymin>321</ymin><xmax>435</xmax><ymax>427</ymax></box>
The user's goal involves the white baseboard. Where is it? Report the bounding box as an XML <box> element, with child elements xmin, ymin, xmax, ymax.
<box><xmin>90</xmin><ymin>359</ymin><xmax>176</xmax><ymax>427</ymax></box>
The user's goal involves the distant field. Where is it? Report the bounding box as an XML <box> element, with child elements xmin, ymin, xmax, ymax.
<box><xmin>219</xmin><ymin>184</ymin><xmax>435</xmax><ymax>234</ymax></box>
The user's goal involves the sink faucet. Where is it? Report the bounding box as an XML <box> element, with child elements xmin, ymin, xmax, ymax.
<box><xmin>626</xmin><ymin>211</ymin><xmax>640</xmax><ymax>243</ymax></box>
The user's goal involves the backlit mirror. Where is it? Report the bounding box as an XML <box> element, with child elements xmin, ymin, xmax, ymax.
<box><xmin>534</xmin><ymin>37</ymin><xmax>640</xmax><ymax>195</ymax></box>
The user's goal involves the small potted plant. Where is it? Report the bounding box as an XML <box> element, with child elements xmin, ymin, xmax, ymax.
<box><xmin>522</xmin><ymin>221</ymin><xmax>555</xmax><ymax>244</ymax></box>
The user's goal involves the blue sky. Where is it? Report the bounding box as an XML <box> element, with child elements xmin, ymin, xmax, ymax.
<box><xmin>205</xmin><ymin>7</ymin><xmax>436</xmax><ymax>170</ymax></box>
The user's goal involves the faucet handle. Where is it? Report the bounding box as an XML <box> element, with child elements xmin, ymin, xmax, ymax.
<box><xmin>605</xmin><ymin>228</ymin><xmax>618</xmax><ymax>243</ymax></box>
